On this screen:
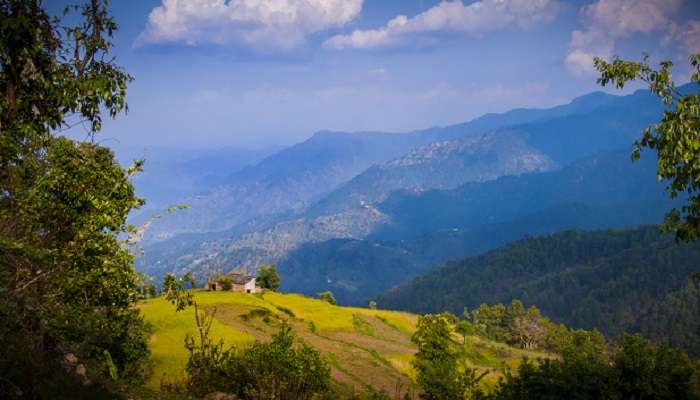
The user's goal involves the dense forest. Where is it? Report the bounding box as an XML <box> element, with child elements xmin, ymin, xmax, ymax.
<box><xmin>376</xmin><ymin>226</ymin><xmax>700</xmax><ymax>356</ymax></box>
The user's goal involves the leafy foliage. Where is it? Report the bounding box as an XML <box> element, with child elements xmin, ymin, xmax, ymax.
<box><xmin>0</xmin><ymin>0</ymin><xmax>148</xmax><ymax>397</ymax></box>
<box><xmin>595</xmin><ymin>54</ymin><xmax>700</xmax><ymax>242</ymax></box>
<box><xmin>469</xmin><ymin>300</ymin><xmax>566</xmax><ymax>352</ymax></box>
<box><xmin>185</xmin><ymin>317</ymin><xmax>331</xmax><ymax>400</ymax></box>
<box><xmin>163</xmin><ymin>273</ymin><xmax>196</xmax><ymax>311</ymax></box>
<box><xmin>257</xmin><ymin>264</ymin><xmax>281</xmax><ymax>291</ymax></box>
<box><xmin>489</xmin><ymin>334</ymin><xmax>700</xmax><ymax>400</ymax></box>
<box><xmin>411</xmin><ymin>314</ymin><xmax>486</xmax><ymax>400</ymax></box>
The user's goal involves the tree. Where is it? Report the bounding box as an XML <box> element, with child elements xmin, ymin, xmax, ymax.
<box><xmin>0</xmin><ymin>1</ymin><xmax>148</xmax><ymax>396</ymax></box>
<box><xmin>412</xmin><ymin>313</ymin><xmax>485</xmax><ymax>400</ymax></box>
<box><xmin>594</xmin><ymin>54</ymin><xmax>700</xmax><ymax>242</ymax></box>
<box><xmin>220</xmin><ymin>276</ymin><xmax>233</xmax><ymax>291</ymax></box>
<box><xmin>456</xmin><ymin>320</ymin><xmax>475</xmax><ymax>345</ymax></box>
<box><xmin>316</xmin><ymin>291</ymin><xmax>337</xmax><ymax>305</ymax></box>
<box><xmin>257</xmin><ymin>264</ymin><xmax>281</xmax><ymax>291</ymax></box>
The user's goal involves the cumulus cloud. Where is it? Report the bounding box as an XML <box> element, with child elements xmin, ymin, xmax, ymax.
<box><xmin>565</xmin><ymin>0</ymin><xmax>684</xmax><ymax>76</ymax></box>
<box><xmin>324</xmin><ymin>0</ymin><xmax>561</xmax><ymax>50</ymax></box>
<box><xmin>136</xmin><ymin>0</ymin><xmax>363</xmax><ymax>51</ymax></box>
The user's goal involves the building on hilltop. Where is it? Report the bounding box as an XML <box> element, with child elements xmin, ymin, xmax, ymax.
<box><xmin>207</xmin><ymin>273</ymin><xmax>257</xmax><ymax>293</ymax></box>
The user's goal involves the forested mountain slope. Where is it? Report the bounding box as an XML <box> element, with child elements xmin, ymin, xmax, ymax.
<box><xmin>375</xmin><ymin>226</ymin><xmax>700</xmax><ymax>356</ymax></box>
<box><xmin>204</xmin><ymin>150</ymin><xmax>675</xmax><ymax>305</ymax></box>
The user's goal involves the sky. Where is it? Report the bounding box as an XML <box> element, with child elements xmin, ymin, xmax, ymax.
<box><xmin>49</xmin><ymin>0</ymin><xmax>700</xmax><ymax>149</ymax></box>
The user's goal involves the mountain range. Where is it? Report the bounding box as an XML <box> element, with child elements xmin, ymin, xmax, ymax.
<box><xmin>134</xmin><ymin>85</ymin><xmax>684</xmax><ymax>306</ymax></box>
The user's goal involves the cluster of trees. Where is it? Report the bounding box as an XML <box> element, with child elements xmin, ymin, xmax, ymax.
<box><xmin>411</xmin><ymin>314</ymin><xmax>487</xmax><ymax>400</ymax></box>
<box><xmin>0</xmin><ymin>1</ymin><xmax>150</xmax><ymax>398</ymax></box>
<box><xmin>468</xmin><ymin>300</ymin><xmax>574</xmax><ymax>352</ymax></box>
<box><xmin>412</xmin><ymin>313</ymin><xmax>700</xmax><ymax>400</ymax></box>
<box><xmin>489</xmin><ymin>334</ymin><xmax>700</xmax><ymax>400</ymax></box>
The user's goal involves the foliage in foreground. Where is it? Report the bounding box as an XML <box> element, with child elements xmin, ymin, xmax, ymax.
<box><xmin>595</xmin><ymin>54</ymin><xmax>700</xmax><ymax>242</ymax></box>
<box><xmin>0</xmin><ymin>0</ymin><xmax>149</xmax><ymax>398</ymax></box>
<box><xmin>411</xmin><ymin>314</ymin><xmax>486</xmax><ymax>400</ymax></box>
<box><xmin>412</xmin><ymin>312</ymin><xmax>700</xmax><ymax>400</ymax></box>
<box><xmin>490</xmin><ymin>334</ymin><xmax>700</xmax><ymax>400</ymax></box>
<box><xmin>185</xmin><ymin>307</ymin><xmax>331</xmax><ymax>399</ymax></box>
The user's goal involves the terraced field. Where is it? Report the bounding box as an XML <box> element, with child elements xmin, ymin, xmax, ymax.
<box><xmin>139</xmin><ymin>291</ymin><xmax>549</xmax><ymax>397</ymax></box>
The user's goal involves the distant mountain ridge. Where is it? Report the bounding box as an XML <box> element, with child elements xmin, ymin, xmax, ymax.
<box><xmin>141</xmin><ymin>88</ymin><xmax>637</xmax><ymax>243</ymax></box>
<box><xmin>187</xmin><ymin>88</ymin><xmax>664</xmax><ymax>265</ymax></box>
<box><xmin>137</xmin><ymin>86</ymin><xmax>683</xmax><ymax>303</ymax></box>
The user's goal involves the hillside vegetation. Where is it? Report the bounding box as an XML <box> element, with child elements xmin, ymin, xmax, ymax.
<box><xmin>376</xmin><ymin>226</ymin><xmax>700</xmax><ymax>357</ymax></box>
<box><xmin>139</xmin><ymin>291</ymin><xmax>549</xmax><ymax>397</ymax></box>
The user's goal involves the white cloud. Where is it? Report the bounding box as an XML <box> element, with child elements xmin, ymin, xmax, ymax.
<box><xmin>564</xmin><ymin>49</ymin><xmax>593</xmax><ymax>76</ymax></box>
<box><xmin>136</xmin><ymin>0</ymin><xmax>363</xmax><ymax>51</ymax></box>
<box><xmin>565</xmin><ymin>0</ymin><xmax>683</xmax><ymax>76</ymax></box>
<box><xmin>324</xmin><ymin>0</ymin><xmax>561</xmax><ymax>50</ymax></box>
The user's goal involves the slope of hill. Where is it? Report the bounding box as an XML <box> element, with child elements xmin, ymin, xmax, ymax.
<box><xmin>137</xmin><ymin>87</ymin><xmax>683</xmax><ymax>302</ymax></box>
<box><xmin>374</xmin><ymin>226</ymin><xmax>700</xmax><ymax>357</ymax></box>
<box><xmin>138</xmin><ymin>291</ymin><xmax>549</xmax><ymax>397</ymax></box>
<box><xmin>371</xmin><ymin>149</ymin><xmax>669</xmax><ymax>240</ymax></box>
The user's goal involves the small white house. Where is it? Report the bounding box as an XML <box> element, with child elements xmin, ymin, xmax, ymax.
<box><xmin>207</xmin><ymin>273</ymin><xmax>256</xmax><ymax>293</ymax></box>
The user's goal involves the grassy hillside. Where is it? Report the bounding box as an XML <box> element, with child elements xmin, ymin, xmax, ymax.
<box><xmin>139</xmin><ymin>291</ymin><xmax>548</xmax><ymax>397</ymax></box>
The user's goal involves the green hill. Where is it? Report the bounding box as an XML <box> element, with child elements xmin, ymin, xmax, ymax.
<box><xmin>138</xmin><ymin>291</ymin><xmax>549</xmax><ymax>397</ymax></box>
<box><xmin>375</xmin><ymin>226</ymin><xmax>700</xmax><ymax>357</ymax></box>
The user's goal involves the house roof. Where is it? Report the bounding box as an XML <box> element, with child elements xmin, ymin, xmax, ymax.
<box><xmin>230</xmin><ymin>273</ymin><xmax>255</xmax><ymax>285</ymax></box>
<box><xmin>211</xmin><ymin>272</ymin><xmax>255</xmax><ymax>285</ymax></box>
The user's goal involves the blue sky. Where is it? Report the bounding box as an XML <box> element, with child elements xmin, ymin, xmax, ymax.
<box><xmin>49</xmin><ymin>0</ymin><xmax>700</xmax><ymax>149</ymax></box>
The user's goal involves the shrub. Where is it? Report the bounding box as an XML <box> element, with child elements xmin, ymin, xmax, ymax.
<box><xmin>316</xmin><ymin>291</ymin><xmax>337</xmax><ymax>305</ymax></box>
<box><xmin>185</xmin><ymin>306</ymin><xmax>331</xmax><ymax>400</ymax></box>
<box><xmin>220</xmin><ymin>277</ymin><xmax>233</xmax><ymax>291</ymax></box>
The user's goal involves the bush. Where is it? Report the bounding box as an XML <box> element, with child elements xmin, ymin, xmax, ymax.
<box><xmin>317</xmin><ymin>291</ymin><xmax>337</xmax><ymax>305</ymax></box>
<box><xmin>220</xmin><ymin>277</ymin><xmax>233</xmax><ymax>291</ymax></box>
<box><xmin>186</xmin><ymin>307</ymin><xmax>331</xmax><ymax>400</ymax></box>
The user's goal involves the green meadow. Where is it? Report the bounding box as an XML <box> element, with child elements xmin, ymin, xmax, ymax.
<box><xmin>139</xmin><ymin>290</ymin><xmax>549</xmax><ymax>396</ymax></box>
